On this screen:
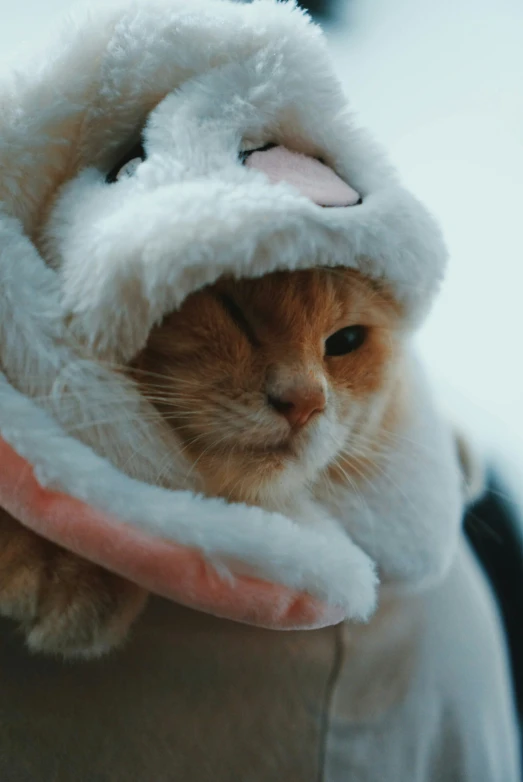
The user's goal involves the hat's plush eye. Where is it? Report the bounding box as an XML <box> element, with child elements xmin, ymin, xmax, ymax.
<box><xmin>325</xmin><ymin>325</ymin><xmax>367</xmax><ymax>357</ymax></box>
<box><xmin>239</xmin><ymin>142</ymin><xmax>276</xmax><ymax>164</ymax></box>
<box><xmin>106</xmin><ymin>141</ymin><xmax>146</xmax><ymax>184</ymax></box>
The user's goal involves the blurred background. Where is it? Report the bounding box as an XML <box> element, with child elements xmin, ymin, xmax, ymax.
<box><xmin>1</xmin><ymin>0</ymin><xmax>522</xmax><ymax>723</ymax></box>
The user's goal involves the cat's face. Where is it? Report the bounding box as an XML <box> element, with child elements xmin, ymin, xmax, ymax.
<box><xmin>132</xmin><ymin>268</ymin><xmax>403</xmax><ymax>506</ymax></box>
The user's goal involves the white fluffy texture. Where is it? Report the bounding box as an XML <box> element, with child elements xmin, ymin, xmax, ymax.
<box><xmin>315</xmin><ymin>352</ymin><xmax>463</xmax><ymax>590</ymax></box>
<box><xmin>0</xmin><ymin>0</ymin><xmax>460</xmax><ymax>615</ymax></box>
<box><xmin>0</xmin><ymin>371</ymin><xmax>377</xmax><ymax>619</ymax></box>
<box><xmin>42</xmin><ymin>3</ymin><xmax>447</xmax><ymax>362</ymax></box>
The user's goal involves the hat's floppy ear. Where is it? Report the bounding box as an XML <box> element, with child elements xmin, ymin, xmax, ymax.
<box><xmin>244</xmin><ymin>145</ymin><xmax>361</xmax><ymax>207</ymax></box>
<box><xmin>0</xmin><ymin>0</ymin><xmax>459</xmax><ymax>631</ymax></box>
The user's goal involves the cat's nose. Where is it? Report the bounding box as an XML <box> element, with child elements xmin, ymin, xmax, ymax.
<box><xmin>267</xmin><ymin>384</ymin><xmax>326</xmax><ymax>429</ymax></box>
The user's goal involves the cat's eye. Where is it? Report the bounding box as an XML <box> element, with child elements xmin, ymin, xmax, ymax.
<box><xmin>217</xmin><ymin>294</ymin><xmax>260</xmax><ymax>347</ymax></box>
<box><xmin>106</xmin><ymin>141</ymin><xmax>146</xmax><ymax>184</ymax></box>
<box><xmin>325</xmin><ymin>325</ymin><xmax>367</xmax><ymax>356</ymax></box>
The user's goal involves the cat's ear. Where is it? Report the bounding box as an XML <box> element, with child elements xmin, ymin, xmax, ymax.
<box><xmin>454</xmin><ymin>429</ymin><xmax>485</xmax><ymax>506</ymax></box>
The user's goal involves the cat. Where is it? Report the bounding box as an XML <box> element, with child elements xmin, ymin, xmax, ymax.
<box><xmin>0</xmin><ymin>267</ymin><xmax>404</xmax><ymax>658</ymax></box>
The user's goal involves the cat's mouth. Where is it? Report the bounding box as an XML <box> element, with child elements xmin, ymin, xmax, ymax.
<box><xmin>235</xmin><ymin>417</ymin><xmax>324</xmax><ymax>461</ymax></box>
<box><xmin>243</xmin><ymin>441</ymin><xmax>295</xmax><ymax>458</ymax></box>
<box><xmin>238</xmin><ymin>428</ymin><xmax>313</xmax><ymax>460</ymax></box>
<box><xmin>173</xmin><ymin>416</ymin><xmax>315</xmax><ymax>467</ymax></box>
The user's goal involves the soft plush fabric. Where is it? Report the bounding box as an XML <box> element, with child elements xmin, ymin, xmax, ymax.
<box><xmin>0</xmin><ymin>0</ymin><xmax>462</xmax><ymax>627</ymax></box>
<box><xmin>0</xmin><ymin>1</ymin><xmax>520</xmax><ymax>780</ymax></box>
<box><xmin>0</xmin><ymin>433</ymin><xmax>345</xmax><ymax>630</ymax></box>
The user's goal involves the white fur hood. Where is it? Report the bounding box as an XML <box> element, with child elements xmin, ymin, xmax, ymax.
<box><xmin>0</xmin><ymin>0</ymin><xmax>463</xmax><ymax>628</ymax></box>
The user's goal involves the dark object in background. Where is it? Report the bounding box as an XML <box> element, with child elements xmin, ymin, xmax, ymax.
<box><xmin>242</xmin><ymin>0</ymin><xmax>339</xmax><ymax>19</ymax></box>
<box><xmin>465</xmin><ymin>474</ymin><xmax>523</xmax><ymax>743</ymax></box>
<box><xmin>298</xmin><ymin>0</ymin><xmax>338</xmax><ymax>18</ymax></box>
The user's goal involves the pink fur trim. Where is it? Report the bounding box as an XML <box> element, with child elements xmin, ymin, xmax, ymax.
<box><xmin>0</xmin><ymin>436</ymin><xmax>344</xmax><ymax>630</ymax></box>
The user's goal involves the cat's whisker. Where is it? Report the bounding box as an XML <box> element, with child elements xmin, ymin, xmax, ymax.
<box><xmin>152</xmin><ymin>444</ymin><xmax>188</xmax><ymax>488</ymax></box>
<box><xmin>346</xmin><ymin>424</ymin><xmax>428</xmax><ymax>454</ymax></box>
<box><xmin>8</xmin><ymin>418</ymin><xmax>154</xmax><ymax>438</ymax></box>
<box><xmin>184</xmin><ymin>429</ymin><xmax>239</xmax><ymax>481</ymax></box>
<box><xmin>226</xmin><ymin>466</ymin><xmax>250</xmax><ymax>504</ymax></box>
<box><xmin>326</xmin><ymin>452</ymin><xmax>377</xmax><ymax>555</ymax></box>
<box><xmin>141</xmin><ymin>396</ymin><xmax>209</xmax><ymax>407</ymax></box>
<box><xmin>351</xmin><ymin>451</ymin><xmax>421</xmax><ymax>519</ymax></box>
<box><xmin>158</xmin><ymin>410</ymin><xmax>215</xmax><ymax>421</ymax></box>
<box><xmin>12</xmin><ymin>390</ymin><xmax>144</xmax><ymax>405</ymax></box>
<box><xmin>103</xmin><ymin>363</ymin><xmax>205</xmax><ymax>385</ymax></box>
<box><xmin>329</xmin><ymin>453</ymin><xmax>369</xmax><ymax>512</ymax></box>
<box><xmin>464</xmin><ymin>509</ymin><xmax>504</xmax><ymax>544</ymax></box>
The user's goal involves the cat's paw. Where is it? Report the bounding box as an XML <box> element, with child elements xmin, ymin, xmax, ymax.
<box><xmin>0</xmin><ymin>512</ymin><xmax>147</xmax><ymax>659</ymax></box>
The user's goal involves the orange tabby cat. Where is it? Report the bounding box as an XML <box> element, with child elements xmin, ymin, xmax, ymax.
<box><xmin>0</xmin><ymin>267</ymin><xmax>403</xmax><ymax>657</ymax></box>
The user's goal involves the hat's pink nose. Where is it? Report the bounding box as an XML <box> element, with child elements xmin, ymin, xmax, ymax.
<box><xmin>268</xmin><ymin>385</ymin><xmax>326</xmax><ymax>429</ymax></box>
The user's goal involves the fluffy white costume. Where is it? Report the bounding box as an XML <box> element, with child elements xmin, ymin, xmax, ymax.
<box><xmin>0</xmin><ymin>1</ymin><xmax>520</xmax><ymax>780</ymax></box>
<box><xmin>0</xmin><ymin>0</ymin><xmax>464</xmax><ymax>625</ymax></box>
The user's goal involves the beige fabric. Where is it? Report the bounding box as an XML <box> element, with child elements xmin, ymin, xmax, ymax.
<box><xmin>0</xmin><ymin>540</ymin><xmax>519</xmax><ymax>781</ymax></box>
<box><xmin>0</xmin><ymin>600</ymin><xmax>336</xmax><ymax>781</ymax></box>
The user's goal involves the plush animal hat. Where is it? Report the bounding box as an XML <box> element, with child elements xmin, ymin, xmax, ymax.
<box><xmin>0</xmin><ymin>0</ymin><xmax>463</xmax><ymax>630</ymax></box>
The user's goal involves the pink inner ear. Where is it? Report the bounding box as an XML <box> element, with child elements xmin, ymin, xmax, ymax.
<box><xmin>245</xmin><ymin>145</ymin><xmax>361</xmax><ymax>207</ymax></box>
